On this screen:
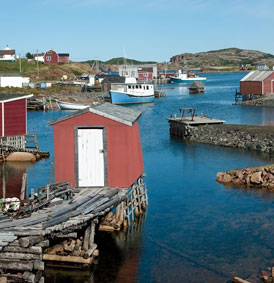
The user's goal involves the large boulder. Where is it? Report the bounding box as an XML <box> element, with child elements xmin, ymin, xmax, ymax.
<box><xmin>250</xmin><ymin>171</ymin><xmax>263</xmax><ymax>184</ymax></box>
<box><xmin>6</xmin><ymin>152</ymin><xmax>36</xmax><ymax>162</ymax></box>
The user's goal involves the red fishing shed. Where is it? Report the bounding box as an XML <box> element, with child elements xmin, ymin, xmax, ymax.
<box><xmin>49</xmin><ymin>103</ymin><xmax>144</xmax><ymax>188</ymax></box>
<box><xmin>240</xmin><ymin>70</ymin><xmax>274</xmax><ymax>95</ymax></box>
<box><xmin>0</xmin><ymin>94</ymin><xmax>33</xmax><ymax>137</ymax></box>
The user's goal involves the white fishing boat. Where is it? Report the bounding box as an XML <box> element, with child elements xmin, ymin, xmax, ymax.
<box><xmin>110</xmin><ymin>77</ymin><xmax>154</xmax><ymax>105</ymax></box>
<box><xmin>56</xmin><ymin>100</ymin><xmax>89</xmax><ymax>110</ymax></box>
<box><xmin>170</xmin><ymin>70</ymin><xmax>206</xmax><ymax>83</ymax></box>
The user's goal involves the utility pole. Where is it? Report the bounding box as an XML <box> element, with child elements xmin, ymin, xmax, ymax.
<box><xmin>36</xmin><ymin>49</ymin><xmax>39</xmax><ymax>78</ymax></box>
<box><xmin>19</xmin><ymin>54</ymin><xmax>22</xmax><ymax>73</ymax></box>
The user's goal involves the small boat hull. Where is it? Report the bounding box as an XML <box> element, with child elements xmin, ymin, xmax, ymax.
<box><xmin>110</xmin><ymin>91</ymin><xmax>154</xmax><ymax>105</ymax></box>
<box><xmin>56</xmin><ymin>101</ymin><xmax>89</xmax><ymax>110</ymax></box>
<box><xmin>170</xmin><ymin>77</ymin><xmax>207</xmax><ymax>83</ymax></box>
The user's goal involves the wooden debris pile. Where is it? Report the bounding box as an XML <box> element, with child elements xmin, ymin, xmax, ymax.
<box><xmin>99</xmin><ymin>181</ymin><xmax>148</xmax><ymax>231</ymax></box>
<box><xmin>43</xmin><ymin>221</ymin><xmax>99</xmax><ymax>266</ymax></box>
<box><xmin>217</xmin><ymin>165</ymin><xmax>274</xmax><ymax>191</ymax></box>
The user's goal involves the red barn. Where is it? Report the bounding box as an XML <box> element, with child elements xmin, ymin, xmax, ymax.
<box><xmin>0</xmin><ymin>94</ymin><xmax>32</xmax><ymax>137</ymax></box>
<box><xmin>58</xmin><ymin>53</ymin><xmax>70</xmax><ymax>63</ymax></box>
<box><xmin>49</xmin><ymin>103</ymin><xmax>144</xmax><ymax>188</ymax></box>
<box><xmin>240</xmin><ymin>71</ymin><xmax>274</xmax><ymax>95</ymax></box>
<box><xmin>44</xmin><ymin>49</ymin><xmax>59</xmax><ymax>65</ymax></box>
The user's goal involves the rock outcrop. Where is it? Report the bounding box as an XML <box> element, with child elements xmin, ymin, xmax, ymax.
<box><xmin>216</xmin><ymin>165</ymin><xmax>274</xmax><ymax>191</ymax></box>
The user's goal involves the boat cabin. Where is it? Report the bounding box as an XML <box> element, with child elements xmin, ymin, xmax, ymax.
<box><xmin>49</xmin><ymin>103</ymin><xmax>144</xmax><ymax>188</ymax></box>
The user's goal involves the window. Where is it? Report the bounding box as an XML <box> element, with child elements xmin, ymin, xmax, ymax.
<box><xmin>48</xmin><ymin>51</ymin><xmax>52</xmax><ymax>55</ymax></box>
<box><xmin>128</xmin><ymin>85</ymin><xmax>131</xmax><ymax>89</ymax></box>
<box><xmin>146</xmin><ymin>86</ymin><xmax>149</xmax><ymax>90</ymax></box>
<box><xmin>46</xmin><ymin>56</ymin><xmax>51</xmax><ymax>61</ymax></box>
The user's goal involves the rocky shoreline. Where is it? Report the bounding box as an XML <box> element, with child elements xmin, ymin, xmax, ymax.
<box><xmin>235</xmin><ymin>94</ymin><xmax>274</xmax><ymax>107</ymax></box>
<box><xmin>183</xmin><ymin>124</ymin><xmax>274</xmax><ymax>154</ymax></box>
<box><xmin>216</xmin><ymin>165</ymin><xmax>274</xmax><ymax>191</ymax></box>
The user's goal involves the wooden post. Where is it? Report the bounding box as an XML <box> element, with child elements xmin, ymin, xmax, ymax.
<box><xmin>83</xmin><ymin>226</ymin><xmax>91</xmax><ymax>251</ymax></box>
<box><xmin>20</xmin><ymin>173</ymin><xmax>27</xmax><ymax>201</ymax></box>
<box><xmin>2</xmin><ymin>166</ymin><xmax>6</xmax><ymax>199</ymax></box>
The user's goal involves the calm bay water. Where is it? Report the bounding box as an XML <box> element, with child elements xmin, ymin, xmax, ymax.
<box><xmin>2</xmin><ymin>72</ymin><xmax>274</xmax><ymax>282</ymax></box>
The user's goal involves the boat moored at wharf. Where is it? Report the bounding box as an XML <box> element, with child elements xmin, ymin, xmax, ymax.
<box><xmin>170</xmin><ymin>70</ymin><xmax>206</xmax><ymax>84</ymax></box>
<box><xmin>110</xmin><ymin>77</ymin><xmax>154</xmax><ymax>104</ymax></box>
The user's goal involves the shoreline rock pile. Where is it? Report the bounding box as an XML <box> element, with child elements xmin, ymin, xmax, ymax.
<box><xmin>216</xmin><ymin>165</ymin><xmax>274</xmax><ymax>191</ymax></box>
<box><xmin>233</xmin><ymin>267</ymin><xmax>274</xmax><ymax>283</ymax></box>
<box><xmin>185</xmin><ymin>124</ymin><xmax>274</xmax><ymax>154</ymax></box>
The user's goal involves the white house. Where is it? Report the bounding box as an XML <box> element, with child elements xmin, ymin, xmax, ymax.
<box><xmin>0</xmin><ymin>74</ymin><xmax>30</xmax><ymax>88</ymax></box>
<box><xmin>118</xmin><ymin>64</ymin><xmax>157</xmax><ymax>79</ymax></box>
<box><xmin>34</xmin><ymin>53</ymin><xmax>45</xmax><ymax>62</ymax></box>
<box><xmin>0</xmin><ymin>45</ymin><xmax>16</xmax><ymax>61</ymax></box>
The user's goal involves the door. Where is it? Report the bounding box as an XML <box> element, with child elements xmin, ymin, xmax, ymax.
<box><xmin>77</xmin><ymin>128</ymin><xmax>105</xmax><ymax>187</ymax></box>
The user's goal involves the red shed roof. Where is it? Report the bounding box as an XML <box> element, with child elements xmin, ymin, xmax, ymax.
<box><xmin>49</xmin><ymin>102</ymin><xmax>142</xmax><ymax>126</ymax></box>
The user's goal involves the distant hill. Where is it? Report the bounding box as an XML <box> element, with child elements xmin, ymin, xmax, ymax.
<box><xmin>83</xmin><ymin>57</ymin><xmax>157</xmax><ymax>65</ymax></box>
<box><xmin>170</xmin><ymin>48</ymin><xmax>274</xmax><ymax>69</ymax></box>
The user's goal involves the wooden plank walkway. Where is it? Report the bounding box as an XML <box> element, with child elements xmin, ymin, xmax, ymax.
<box><xmin>0</xmin><ymin>180</ymin><xmax>147</xmax><ymax>282</ymax></box>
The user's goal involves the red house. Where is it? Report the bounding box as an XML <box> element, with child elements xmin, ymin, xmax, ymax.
<box><xmin>138</xmin><ymin>67</ymin><xmax>153</xmax><ymax>81</ymax></box>
<box><xmin>240</xmin><ymin>71</ymin><xmax>274</xmax><ymax>95</ymax></box>
<box><xmin>49</xmin><ymin>103</ymin><xmax>144</xmax><ymax>188</ymax></box>
<box><xmin>44</xmin><ymin>49</ymin><xmax>59</xmax><ymax>65</ymax></box>
<box><xmin>0</xmin><ymin>94</ymin><xmax>32</xmax><ymax>137</ymax></box>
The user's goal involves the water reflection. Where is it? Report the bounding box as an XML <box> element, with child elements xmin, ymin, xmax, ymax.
<box><xmin>45</xmin><ymin>214</ymin><xmax>147</xmax><ymax>283</ymax></box>
<box><xmin>0</xmin><ymin>162</ymin><xmax>35</xmax><ymax>199</ymax></box>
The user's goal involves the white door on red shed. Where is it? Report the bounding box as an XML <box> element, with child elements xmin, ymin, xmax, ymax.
<box><xmin>77</xmin><ymin>128</ymin><xmax>105</xmax><ymax>187</ymax></box>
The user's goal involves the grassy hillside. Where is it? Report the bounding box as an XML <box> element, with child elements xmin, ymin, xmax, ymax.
<box><xmin>0</xmin><ymin>59</ymin><xmax>92</xmax><ymax>81</ymax></box>
<box><xmin>170</xmin><ymin>48</ymin><xmax>274</xmax><ymax>69</ymax></box>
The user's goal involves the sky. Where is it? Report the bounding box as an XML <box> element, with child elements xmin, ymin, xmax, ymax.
<box><xmin>1</xmin><ymin>0</ymin><xmax>274</xmax><ymax>62</ymax></box>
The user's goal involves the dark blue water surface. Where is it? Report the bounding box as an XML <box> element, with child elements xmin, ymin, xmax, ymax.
<box><xmin>4</xmin><ymin>72</ymin><xmax>274</xmax><ymax>282</ymax></box>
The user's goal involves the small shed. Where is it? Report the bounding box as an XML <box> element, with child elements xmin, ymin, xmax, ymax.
<box><xmin>58</xmin><ymin>53</ymin><xmax>70</xmax><ymax>63</ymax></box>
<box><xmin>0</xmin><ymin>94</ymin><xmax>33</xmax><ymax>137</ymax></box>
<box><xmin>101</xmin><ymin>75</ymin><xmax>125</xmax><ymax>92</ymax></box>
<box><xmin>0</xmin><ymin>73</ymin><xmax>30</xmax><ymax>88</ymax></box>
<box><xmin>240</xmin><ymin>71</ymin><xmax>274</xmax><ymax>95</ymax></box>
<box><xmin>49</xmin><ymin>103</ymin><xmax>144</xmax><ymax>188</ymax></box>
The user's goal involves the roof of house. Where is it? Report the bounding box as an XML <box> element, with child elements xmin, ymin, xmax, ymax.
<box><xmin>58</xmin><ymin>53</ymin><xmax>70</xmax><ymax>57</ymax></box>
<box><xmin>0</xmin><ymin>50</ymin><xmax>15</xmax><ymax>55</ymax></box>
<box><xmin>0</xmin><ymin>94</ymin><xmax>33</xmax><ymax>103</ymax></box>
<box><xmin>241</xmin><ymin>71</ymin><xmax>274</xmax><ymax>82</ymax></box>
<box><xmin>102</xmin><ymin>75</ymin><xmax>125</xmax><ymax>84</ymax></box>
<box><xmin>48</xmin><ymin>102</ymin><xmax>142</xmax><ymax>126</ymax></box>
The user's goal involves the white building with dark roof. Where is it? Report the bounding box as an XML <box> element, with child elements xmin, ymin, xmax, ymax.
<box><xmin>0</xmin><ymin>45</ymin><xmax>16</xmax><ymax>61</ymax></box>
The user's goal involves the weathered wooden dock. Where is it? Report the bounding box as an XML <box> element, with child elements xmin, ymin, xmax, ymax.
<box><xmin>0</xmin><ymin>179</ymin><xmax>148</xmax><ymax>282</ymax></box>
<box><xmin>168</xmin><ymin>108</ymin><xmax>225</xmax><ymax>137</ymax></box>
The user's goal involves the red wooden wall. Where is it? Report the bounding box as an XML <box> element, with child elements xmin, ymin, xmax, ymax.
<box><xmin>4</xmin><ymin>100</ymin><xmax>26</xmax><ymax>136</ymax></box>
<box><xmin>0</xmin><ymin>99</ymin><xmax>26</xmax><ymax>137</ymax></box>
<box><xmin>263</xmin><ymin>73</ymin><xmax>274</xmax><ymax>94</ymax></box>
<box><xmin>53</xmin><ymin>112</ymin><xmax>144</xmax><ymax>188</ymax></box>
<box><xmin>58</xmin><ymin>55</ymin><xmax>69</xmax><ymax>63</ymax></box>
<box><xmin>240</xmin><ymin>81</ymin><xmax>262</xmax><ymax>95</ymax></box>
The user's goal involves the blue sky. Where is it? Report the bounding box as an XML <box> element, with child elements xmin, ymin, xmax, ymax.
<box><xmin>1</xmin><ymin>0</ymin><xmax>274</xmax><ymax>62</ymax></box>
